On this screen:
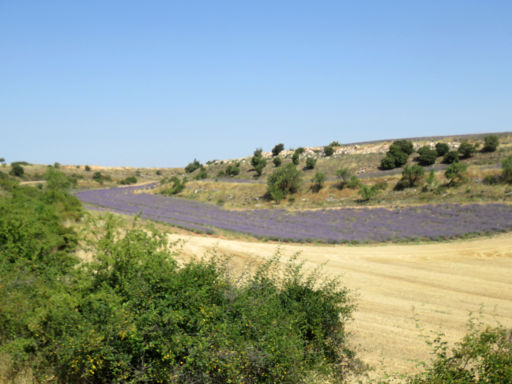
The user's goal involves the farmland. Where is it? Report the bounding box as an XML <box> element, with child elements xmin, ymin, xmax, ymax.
<box><xmin>77</xmin><ymin>183</ymin><xmax>512</xmax><ymax>243</ymax></box>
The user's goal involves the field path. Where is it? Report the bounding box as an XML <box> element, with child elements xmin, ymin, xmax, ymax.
<box><xmin>166</xmin><ymin>232</ymin><xmax>512</xmax><ymax>375</ymax></box>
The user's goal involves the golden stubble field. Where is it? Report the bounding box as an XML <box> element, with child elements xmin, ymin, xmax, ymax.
<box><xmin>165</xmin><ymin>231</ymin><xmax>512</xmax><ymax>377</ymax></box>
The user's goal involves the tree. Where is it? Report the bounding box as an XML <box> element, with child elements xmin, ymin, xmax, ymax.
<box><xmin>272</xmin><ymin>157</ymin><xmax>282</xmax><ymax>167</ymax></box>
<box><xmin>323</xmin><ymin>145</ymin><xmax>334</xmax><ymax>156</ymax></box>
<box><xmin>194</xmin><ymin>167</ymin><xmax>208</xmax><ymax>179</ymax></box>
<box><xmin>267</xmin><ymin>163</ymin><xmax>301</xmax><ymax>202</ymax></box>
<box><xmin>443</xmin><ymin>150</ymin><xmax>459</xmax><ymax>164</ymax></box>
<box><xmin>390</xmin><ymin>140</ymin><xmax>414</xmax><ymax>155</ymax></box>
<box><xmin>161</xmin><ymin>176</ymin><xmax>186</xmax><ymax>195</ymax></box>
<box><xmin>305</xmin><ymin>157</ymin><xmax>316</xmax><ymax>170</ymax></box>
<box><xmin>185</xmin><ymin>159</ymin><xmax>201</xmax><ymax>173</ymax></box>
<box><xmin>435</xmin><ymin>142</ymin><xmax>450</xmax><ymax>157</ymax></box>
<box><xmin>483</xmin><ymin>135</ymin><xmax>499</xmax><ymax>152</ymax></box>
<box><xmin>502</xmin><ymin>155</ymin><xmax>512</xmax><ymax>183</ymax></box>
<box><xmin>458</xmin><ymin>142</ymin><xmax>476</xmax><ymax>159</ymax></box>
<box><xmin>85</xmin><ymin>165</ymin><xmax>91</xmax><ymax>171</ymax></box>
<box><xmin>380</xmin><ymin>154</ymin><xmax>397</xmax><ymax>170</ymax></box>
<box><xmin>445</xmin><ymin>162</ymin><xmax>467</xmax><ymax>186</ymax></box>
<box><xmin>0</xmin><ymin>157</ymin><xmax>5</xmax><ymax>163</ymax></box>
<box><xmin>311</xmin><ymin>171</ymin><xmax>326</xmax><ymax>192</ymax></box>
<box><xmin>9</xmin><ymin>164</ymin><xmax>24</xmax><ymax>177</ymax></box>
<box><xmin>271</xmin><ymin>143</ymin><xmax>284</xmax><ymax>157</ymax></box>
<box><xmin>329</xmin><ymin>141</ymin><xmax>341</xmax><ymax>147</ymax></box>
<box><xmin>417</xmin><ymin>146</ymin><xmax>437</xmax><ymax>166</ymax></box>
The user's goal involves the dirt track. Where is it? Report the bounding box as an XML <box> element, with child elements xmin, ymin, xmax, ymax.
<box><xmin>166</xmin><ymin>232</ymin><xmax>512</xmax><ymax>375</ymax></box>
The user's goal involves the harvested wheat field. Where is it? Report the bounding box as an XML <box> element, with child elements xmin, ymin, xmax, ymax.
<box><xmin>167</xmin><ymin>231</ymin><xmax>512</xmax><ymax>376</ymax></box>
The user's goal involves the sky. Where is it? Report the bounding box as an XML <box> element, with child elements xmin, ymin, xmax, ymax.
<box><xmin>1</xmin><ymin>0</ymin><xmax>511</xmax><ymax>167</ymax></box>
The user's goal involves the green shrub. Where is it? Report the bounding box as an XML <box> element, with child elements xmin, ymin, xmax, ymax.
<box><xmin>347</xmin><ymin>175</ymin><xmax>361</xmax><ymax>189</ymax></box>
<box><xmin>194</xmin><ymin>167</ymin><xmax>208</xmax><ymax>179</ymax></box>
<box><xmin>156</xmin><ymin>170</ymin><xmax>162</xmax><ymax>176</ymax></box>
<box><xmin>435</xmin><ymin>142</ymin><xmax>450</xmax><ymax>157</ymax></box>
<box><xmin>458</xmin><ymin>142</ymin><xmax>476</xmax><ymax>159</ymax></box>
<box><xmin>161</xmin><ymin>176</ymin><xmax>186</xmax><ymax>195</ymax></box>
<box><xmin>225</xmin><ymin>164</ymin><xmax>240</xmax><ymax>177</ymax></box>
<box><xmin>330</xmin><ymin>141</ymin><xmax>341</xmax><ymax>147</ymax></box>
<box><xmin>391</xmin><ymin>140</ymin><xmax>414</xmax><ymax>155</ymax></box>
<box><xmin>323</xmin><ymin>145</ymin><xmax>334</xmax><ymax>156</ymax></box>
<box><xmin>417</xmin><ymin>146</ymin><xmax>437</xmax><ymax>166</ymax></box>
<box><xmin>267</xmin><ymin>163</ymin><xmax>301</xmax><ymax>202</ymax></box>
<box><xmin>92</xmin><ymin>171</ymin><xmax>104</xmax><ymax>184</ymax></box>
<box><xmin>119</xmin><ymin>176</ymin><xmax>138</xmax><ymax>185</ymax></box>
<box><xmin>395</xmin><ymin>165</ymin><xmax>425</xmax><ymax>190</ymax></box>
<box><xmin>407</xmin><ymin>323</ymin><xmax>512</xmax><ymax>384</ymax></box>
<box><xmin>311</xmin><ymin>171</ymin><xmax>326</xmax><ymax>192</ymax></box>
<box><xmin>85</xmin><ymin>165</ymin><xmax>91</xmax><ymax>171</ymax></box>
<box><xmin>502</xmin><ymin>155</ymin><xmax>512</xmax><ymax>183</ymax></box>
<box><xmin>271</xmin><ymin>143</ymin><xmax>284</xmax><ymax>157</ymax></box>
<box><xmin>272</xmin><ymin>157</ymin><xmax>282</xmax><ymax>167</ymax></box>
<box><xmin>380</xmin><ymin>154</ymin><xmax>397</xmax><ymax>170</ymax></box>
<box><xmin>443</xmin><ymin>150</ymin><xmax>459</xmax><ymax>164</ymax></box>
<box><xmin>294</xmin><ymin>147</ymin><xmax>305</xmax><ymax>155</ymax></box>
<box><xmin>292</xmin><ymin>152</ymin><xmax>300</xmax><ymax>165</ymax></box>
<box><xmin>0</xmin><ymin>157</ymin><xmax>4</xmax><ymax>163</ymax></box>
<box><xmin>482</xmin><ymin>135</ymin><xmax>499</xmax><ymax>153</ymax></box>
<box><xmin>305</xmin><ymin>157</ymin><xmax>316</xmax><ymax>170</ymax></box>
<box><xmin>254</xmin><ymin>158</ymin><xmax>267</xmax><ymax>177</ymax></box>
<box><xmin>9</xmin><ymin>164</ymin><xmax>24</xmax><ymax>177</ymax></box>
<box><xmin>185</xmin><ymin>159</ymin><xmax>201</xmax><ymax>173</ymax></box>
<box><xmin>445</xmin><ymin>162</ymin><xmax>468</xmax><ymax>186</ymax></box>
<box><xmin>336</xmin><ymin>168</ymin><xmax>352</xmax><ymax>189</ymax></box>
<box><xmin>358</xmin><ymin>184</ymin><xmax>380</xmax><ymax>202</ymax></box>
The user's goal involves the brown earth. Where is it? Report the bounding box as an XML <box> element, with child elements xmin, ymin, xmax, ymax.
<box><xmin>165</xmin><ymin>231</ymin><xmax>512</xmax><ymax>377</ymax></box>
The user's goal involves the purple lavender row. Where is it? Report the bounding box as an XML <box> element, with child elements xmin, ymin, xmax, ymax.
<box><xmin>76</xmin><ymin>185</ymin><xmax>512</xmax><ymax>243</ymax></box>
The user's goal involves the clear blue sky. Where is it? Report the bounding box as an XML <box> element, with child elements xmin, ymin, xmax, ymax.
<box><xmin>1</xmin><ymin>1</ymin><xmax>511</xmax><ymax>167</ymax></box>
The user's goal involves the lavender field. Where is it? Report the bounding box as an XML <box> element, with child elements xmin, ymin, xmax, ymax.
<box><xmin>76</xmin><ymin>184</ymin><xmax>512</xmax><ymax>243</ymax></box>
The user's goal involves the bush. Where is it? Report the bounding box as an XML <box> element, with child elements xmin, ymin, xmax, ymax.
<box><xmin>294</xmin><ymin>147</ymin><xmax>305</xmax><ymax>155</ymax></box>
<box><xmin>502</xmin><ymin>155</ymin><xmax>512</xmax><ymax>183</ymax></box>
<box><xmin>417</xmin><ymin>146</ymin><xmax>437</xmax><ymax>166</ymax></box>
<box><xmin>347</xmin><ymin>175</ymin><xmax>361</xmax><ymax>189</ymax></box>
<box><xmin>482</xmin><ymin>135</ymin><xmax>499</xmax><ymax>152</ymax></box>
<box><xmin>330</xmin><ymin>141</ymin><xmax>341</xmax><ymax>147</ymax></box>
<box><xmin>185</xmin><ymin>159</ymin><xmax>201</xmax><ymax>173</ymax></box>
<box><xmin>395</xmin><ymin>164</ymin><xmax>425</xmax><ymax>190</ymax></box>
<box><xmin>445</xmin><ymin>162</ymin><xmax>468</xmax><ymax>186</ymax></box>
<box><xmin>156</xmin><ymin>170</ymin><xmax>162</xmax><ymax>176</ymax></box>
<box><xmin>292</xmin><ymin>152</ymin><xmax>300</xmax><ymax>165</ymax></box>
<box><xmin>358</xmin><ymin>184</ymin><xmax>380</xmax><ymax>202</ymax></box>
<box><xmin>458</xmin><ymin>142</ymin><xmax>476</xmax><ymax>159</ymax></box>
<box><xmin>272</xmin><ymin>157</ymin><xmax>282</xmax><ymax>167</ymax></box>
<box><xmin>267</xmin><ymin>163</ymin><xmax>301</xmax><ymax>202</ymax></box>
<box><xmin>92</xmin><ymin>171</ymin><xmax>104</xmax><ymax>183</ymax></box>
<box><xmin>311</xmin><ymin>171</ymin><xmax>326</xmax><ymax>192</ymax></box>
<box><xmin>85</xmin><ymin>165</ymin><xmax>91</xmax><ymax>171</ymax></box>
<box><xmin>380</xmin><ymin>154</ymin><xmax>397</xmax><ymax>170</ymax></box>
<box><xmin>323</xmin><ymin>145</ymin><xmax>334</xmax><ymax>156</ymax></box>
<box><xmin>336</xmin><ymin>168</ymin><xmax>352</xmax><ymax>189</ymax></box>
<box><xmin>305</xmin><ymin>157</ymin><xmax>316</xmax><ymax>170</ymax></box>
<box><xmin>253</xmin><ymin>158</ymin><xmax>267</xmax><ymax>177</ymax></box>
<box><xmin>435</xmin><ymin>142</ymin><xmax>450</xmax><ymax>157</ymax></box>
<box><xmin>9</xmin><ymin>164</ymin><xmax>24</xmax><ymax>177</ymax></box>
<box><xmin>119</xmin><ymin>176</ymin><xmax>138</xmax><ymax>185</ymax></box>
<box><xmin>443</xmin><ymin>150</ymin><xmax>459</xmax><ymax>164</ymax></box>
<box><xmin>380</xmin><ymin>140</ymin><xmax>412</xmax><ymax>170</ymax></box>
<box><xmin>194</xmin><ymin>167</ymin><xmax>208</xmax><ymax>179</ymax></box>
<box><xmin>391</xmin><ymin>139</ymin><xmax>414</xmax><ymax>155</ymax></box>
<box><xmin>271</xmin><ymin>143</ymin><xmax>284</xmax><ymax>157</ymax></box>
<box><xmin>225</xmin><ymin>164</ymin><xmax>240</xmax><ymax>177</ymax></box>
<box><xmin>161</xmin><ymin>176</ymin><xmax>186</xmax><ymax>195</ymax></box>
<box><xmin>407</xmin><ymin>322</ymin><xmax>512</xmax><ymax>384</ymax></box>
